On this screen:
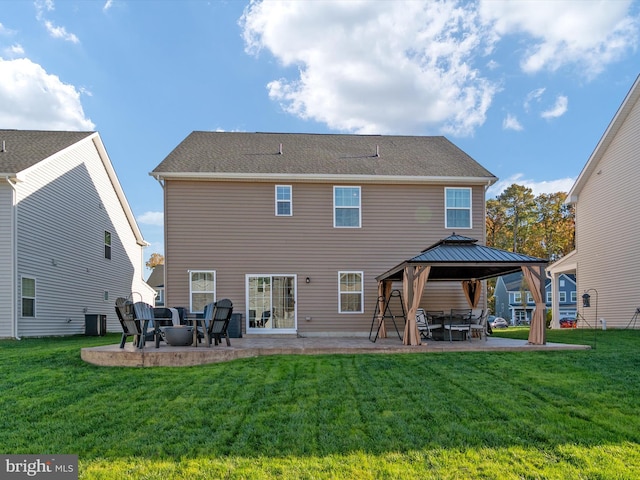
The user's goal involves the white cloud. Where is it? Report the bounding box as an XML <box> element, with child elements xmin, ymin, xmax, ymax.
<box><xmin>541</xmin><ymin>95</ymin><xmax>568</xmax><ymax>119</ymax></box>
<box><xmin>487</xmin><ymin>174</ymin><xmax>575</xmax><ymax>198</ymax></box>
<box><xmin>3</xmin><ymin>44</ymin><xmax>25</xmax><ymax>58</ymax></box>
<box><xmin>0</xmin><ymin>57</ymin><xmax>94</xmax><ymax>130</ymax></box>
<box><xmin>524</xmin><ymin>88</ymin><xmax>545</xmax><ymax>112</ymax></box>
<box><xmin>137</xmin><ymin>211</ymin><xmax>164</xmax><ymax>227</ymax></box>
<box><xmin>241</xmin><ymin>0</ymin><xmax>498</xmax><ymax>136</ymax></box>
<box><xmin>240</xmin><ymin>0</ymin><xmax>637</xmax><ymax>136</ymax></box>
<box><xmin>43</xmin><ymin>20</ymin><xmax>79</xmax><ymax>44</ymax></box>
<box><xmin>503</xmin><ymin>113</ymin><xmax>523</xmax><ymax>131</ymax></box>
<box><xmin>103</xmin><ymin>0</ymin><xmax>114</xmax><ymax>12</ymax></box>
<box><xmin>35</xmin><ymin>0</ymin><xmax>80</xmax><ymax>44</ymax></box>
<box><xmin>479</xmin><ymin>0</ymin><xmax>638</xmax><ymax>76</ymax></box>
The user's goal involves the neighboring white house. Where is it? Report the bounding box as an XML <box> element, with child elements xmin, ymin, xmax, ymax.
<box><xmin>547</xmin><ymin>74</ymin><xmax>640</xmax><ymax>329</ymax></box>
<box><xmin>0</xmin><ymin>130</ymin><xmax>155</xmax><ymax>338</ymax></box>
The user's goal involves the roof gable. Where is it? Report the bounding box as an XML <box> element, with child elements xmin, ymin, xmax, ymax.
<box><xmin>151</xmin><ymin>132</ymin><xmax>497</xmax><ymax>183</ymax></box>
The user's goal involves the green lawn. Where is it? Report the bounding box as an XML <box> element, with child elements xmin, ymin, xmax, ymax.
<box><xmin>1</xmin><ymin>329</ymin><xmax>639</xmax><ymax>479</ymax></box>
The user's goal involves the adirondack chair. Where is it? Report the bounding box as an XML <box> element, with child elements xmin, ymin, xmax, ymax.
<box><xmin>207</xmin><ymin>299</ymin><xmax>234</xmax><ymax>346</ymax></box>
<box><xmin>115</xmin><ymin>297</ymin><xmax>145</xmax><ymax>348</ymax></box>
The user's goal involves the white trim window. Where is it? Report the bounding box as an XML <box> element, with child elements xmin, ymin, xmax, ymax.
<box><xmin>104</xmin><ymin>231</ymin><xmax>112</xmax><ymax>259</ymax></box>
<box><xmin>510</xmin><ymin>292</ymin><xmax>522</xmax><ymax>304</ymax></box>
<box><xmin>559</xmin><ymin>291</ymin><xmax>567</xmax><ymax>303</ymax></box>
<box><xmin>334</xmin><ymin>186</ymin><xmax>361</xmax><ymax>228</ymax></box>
<box><xmin>445</xmin><ymin>187</ymin><xmax>472</xmax><ymax>229</ymax></box>
<box><xmin>189</xmin><ymin>270</ymin><xmax>216</xmax><ymax>313</ymax></box>
<box><xmin>21</xmin><ymin>276</ymin><xmax>36</xmax><ymax>317</ymax></box>
<box><xmin>571</xmin><ymin>291</ymin><xmax>577</xmax><ymax>303</ymax></box>
<box><xmin>338</xmin><ymin>271</ymin><xmax>364</xmax><ymax>313</ymax></box>
<box><xmin>547</xmin><ymin>291</ymin><xmax>552</xmax><ymax>303</ymax></box>
<box><xmin>275</xmin><ymin>185</ymin><xmax>292</xmax><ymax>216</ymax></box>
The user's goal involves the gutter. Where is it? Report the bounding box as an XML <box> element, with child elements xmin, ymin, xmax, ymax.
<box><xmin>5</xmin><ymin>176</ymin><xmax>20</xmax><ymax>340</ymax></box>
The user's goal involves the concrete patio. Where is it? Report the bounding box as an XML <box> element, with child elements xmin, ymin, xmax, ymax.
<box><xmin>81</xmin><ymin>335</ymin><xmax>591</xmax><ymax>367</ymax></box>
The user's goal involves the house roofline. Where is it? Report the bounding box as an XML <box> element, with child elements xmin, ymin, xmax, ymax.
<box><xmin>150</xmin><ymin>171</ymin><xmax>497</xmax><ymax>186</ymax></box>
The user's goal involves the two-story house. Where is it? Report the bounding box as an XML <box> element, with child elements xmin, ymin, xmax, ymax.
<box><xmin>0</xmin><ymin>130</ymin><xmax>155</xmax><ymax>339</ymax></box>
<box><xmin>151</xmin><ymin>132</ymin><xmax>497</xmax><ymax>337</ymax></box>
<box><xmin>547</xmin><ymin>74</ymin><xmax>640</xmax><ymax>329</ymax></box>
<box><xmin>495</xmin><ymin>272</ymin><xmax>576</xmax><ymax>325</ymax></box>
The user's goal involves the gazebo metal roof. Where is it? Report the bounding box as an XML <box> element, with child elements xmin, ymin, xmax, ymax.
<box><xmin>376</xmin><ymin>234</ymin><xmax>548</xmax><ymax>282</ymax></box>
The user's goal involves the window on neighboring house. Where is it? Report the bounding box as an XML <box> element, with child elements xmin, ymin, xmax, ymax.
<box><xmin>559</xmin><ymin>292</ymin><xmax>566</xmax><ymax>303</ymax></box>
<box><xmin>22</xmin><ymin>277</ymin><xmax>36</xmax><ymax>317</ymax></box>
<box><xmin>334</xmin><ymin>186</ymin><xmax>361</xmax><ymax>228</ymax></box>
<box><xmin>510</xmin><ymin>292</ymin><xmax>522</xmax><ymax>304</ymax></box>
<box><xmin>571</xmin><ymin>291</ymin><xmax>576</xmax><ymax>303</ymax></box>
<box><xmin>104</xmin><ymin>291</ymin><xmax>109</xmax><ymax>302</ymax></box>
<box><xmin>155</xmin><ymin>287</ymin><xmax>165</xmax><ymax>307</ymax></box>
<box><xmin>526</xmin><ymin>292</ymin><xmax>533</xmax><ymax>303</ymax></box>
<box><xmin>338</xmin><ymin>271</ymin><xmax>363</xmax><ymax>313</ymax></box>
<box><xmin>104</xmin><ymin>231</ymin><xmax>112</xmax><ymax>260</ymax></box>
<box><xmin>189</xmin><ymin>271</ymin><xmax>215</xmax><ymax>313</ymax></box>
<box><xmin>275</xmin><ymin>185</ymin><xmax>292</xmax><ymax>216</ymax></box>
<box><xmin>445</xmin><ymin>187</ymin><xmax>472</xmax><ymax>228</ymax></box>
<box><xmin>546</xmin><ymin>291</ymin><xmax>552</xmax><ymax>303</ymax></box>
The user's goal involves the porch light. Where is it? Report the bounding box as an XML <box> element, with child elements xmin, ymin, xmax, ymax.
<box><xmin>582</xmin><ymin>292</ymin><xmax>591</xmax><ymax>308</ymax></box>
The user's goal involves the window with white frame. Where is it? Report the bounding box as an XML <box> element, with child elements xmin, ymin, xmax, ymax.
<box><xmin>22</xmin><ymin>277</ymin><xmax>36</xmax><ymax>317</ymax></box>
<box><xmin>189</xmin><ymin>271</ymin><xmax>215</xmax><ymax>313</ymax></box>
<box><xmin>526</xmin><ymin>292</ymin><xmax>533</xmax><ymax>303</ymax></box>
<box><xmin>559</xmin><ymin>292</ymin><xmax>566</xmax><ymax>302</ymax></box>
<box><xmin>334</xmin><ymin>186</ymin><xmax>361</xmax><ymax>228</ymax></box>
<box><xmin>547</xmin><ymin>291</ymin><xmax>552</xmax><ymax>303</ymax></box>
<box><xmin>338</xmin><ymin>271</ymin><xmax>363</xmax><ymax>313</ymax></box>
<box><xmin>510</xmin><ymin>292</ymin><xmax>522</xmax><ymax>304</ymax></box>
<box><xmin>571</xmin><ymin>291</ymin><xmax>576</xmax><ymax>303</ymax></box>
<box><xmin>445</xmin><ymin>187</ymin><xmax>472</xmax><ymax>228</ymax></box>
<box><xmin>275</xmin><ymin>185</ymin><xmax>292</xmax><ymax>216</ymax></box>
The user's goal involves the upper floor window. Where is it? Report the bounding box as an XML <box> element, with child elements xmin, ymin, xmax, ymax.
<box><xmin>510</xmin><ymin>291</ymin><xmax>522</xmax><ymax>304</ymax></box>
<box><xmin>338</xmin><ymin>271</ymin><xmax>364</xmax><ymax>313</ymax></box>
<box><xmin>189</xmin><ymin>270</ymin><xmax>215</xmax><ymax>313</ymax></box>
<box><xmin>22</xmin><ymin>276</ymin><xmax>36</xmax><ymax>317</ymax></box>
<box><xmin>546</xmin><ymin>291</ymin><xmax>552</xmax><ymax>303</ymax></box>
<box><xmin>275</xmin><ymin>185</ymin><xmax>292</xmax><ymax>216</ymax></box>
<box><xmin>334</xmin><ymin>186</ymin><xmax>361</xmax><ymax>228</ymax></box>
<box><xmin>104</xmin><ymin>231</ymin><xmax>112</xmax><ymax>260</ymax></box>
<box><xmin>526</xmin><ymin>292</ymin><xmax>533</xmax><ymax>303</ymax></box>
<box><xmin>445</xmin><ymin>188</ymin><xmax>471</xmax><ymax>229</ymax></box>
<box><xmin>571</xmin><ymin>291</ymin><xmax>576</xmax><ymax>303</ymax></box>
<box><xmin>559</xmin><ymin>292</ymin><xmax>567</xmax><ymax>303</ymax></box>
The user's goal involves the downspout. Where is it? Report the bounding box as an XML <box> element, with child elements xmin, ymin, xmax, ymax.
<box><xmin>5</xmin><ymin>177</ymin><xmax>20</xmax><ymax>340</ymax></box>
<box><xmin>152</xmin><ymin>174</ymin><xmax>166</xmax><ymax>306</ymax></box>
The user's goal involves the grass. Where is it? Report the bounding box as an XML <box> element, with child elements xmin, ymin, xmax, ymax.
<box><xmin>1</xmin><ymin>329</ymin><xmax>639</xmax><ymax>479</ymax></box>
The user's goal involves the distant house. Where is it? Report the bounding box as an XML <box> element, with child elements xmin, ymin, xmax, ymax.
<box><xmin>146</xmin><ymin>265</ymin><xmax>165</xmax><ymax>307</ymax></box>
<box><xmin>547</xmin><ymin>74</ymin><xmax>640</xmax><ymax>329</ymax></box>
<box><xmin>0</xmin><ymin>130</ymin><xmax>155</xmax><ymax>338</ymax></box>
<box><xmin>495</xmin><ymin>272</ymin><xmax>576</xmax><ymax>325</ymax></box>
<box><xmin>151</xmin><ymin>132</ymin><xmax>497</xmax><ymax>336</ymax></box>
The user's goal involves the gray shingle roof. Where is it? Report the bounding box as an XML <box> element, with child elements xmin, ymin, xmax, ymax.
<box><xmin>152</xmin><ymin>131</ymin><xmax>497</xmax><ymax>180</ymax></box>
<box><xmin>0</xmin><ymin>129</ymin><xmax>94</xmax><ymax>174</ymax></box>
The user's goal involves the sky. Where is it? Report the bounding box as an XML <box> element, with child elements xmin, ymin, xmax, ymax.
<box><xmin>1</xmin><ymin>0</ymin><xmax>639</xmax><ymax>274</ymax></box>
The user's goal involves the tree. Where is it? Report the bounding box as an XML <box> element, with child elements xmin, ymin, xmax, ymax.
<box><xmin>496</xmin><ymin>184</ymin><xmax>536</xmax><ymax>253</ymax></box>
<box><xmin>146</xmin><ymin>253</ymin><xmax>164</xmax><ymax>269</ymax></box>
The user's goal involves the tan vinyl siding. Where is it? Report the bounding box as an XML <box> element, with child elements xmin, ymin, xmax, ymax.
<box><xmin>165</xmin><ymin>179</ymin><xmax>487</xmax><ymax>334</ymax></box>
<box><xmin>574</xmin><ymin>92</ymin><xmax>640</xmax><ymax>328</ymax></box>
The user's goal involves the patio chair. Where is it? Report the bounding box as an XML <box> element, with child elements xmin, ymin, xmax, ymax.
<box><xmin>115</xmin><ymin>297</ymin><xmax>147</xmax><ymax>349</ymax></box>
<box><xmin>207</xmin><ymin>299</ymin><xmax>234</xmax><ymax>346</ymax></box>
<box><xmin>469</xmin><ymin>310</ymin><xmax>489</xmax><ymax>341</ymax></box>
<box><xmin>417</xmin><ymin>309</ymin><xmax>443</xmax><ymax>340</ymax></box>
<box><xmin>133</xmin><ymin>301</ymin><xmax>172</xmax><ymax>348</ymax></box>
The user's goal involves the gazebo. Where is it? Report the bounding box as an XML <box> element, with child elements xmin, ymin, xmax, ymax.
<box><xmin>375</xmin><ymin>234</ymin><xmax>548</xmax><ymax>346</ymax></box>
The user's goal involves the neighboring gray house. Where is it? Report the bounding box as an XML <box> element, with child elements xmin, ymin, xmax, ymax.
<box><xmin>0</xmin><ymin>130</ymin><xmax>155</xmax><ymax>338</ymax></box>
<box><xmin>548</xmin><ymin>74</ymin><xmax>640</xmax><ymax>329</ymax></box>
<box><xmin>495</xmin><ymin>272</ymin><xmax>576</xmax><ymax>325</ymax></box>
<box><xmin>146</xmin><ymin>265</ymin><xmax>165</xmax><ymax>306</ymax></box>
<box><xmin>151</xmin><ymin>132</ymin><xmax>497</xmax><ymax>337</ymax></box>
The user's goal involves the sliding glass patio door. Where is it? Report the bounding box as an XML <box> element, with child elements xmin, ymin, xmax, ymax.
<box><xmin>247</xmin><ymin>275</ymin><xmax>297</xmax><ymax>333</ymax></box>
